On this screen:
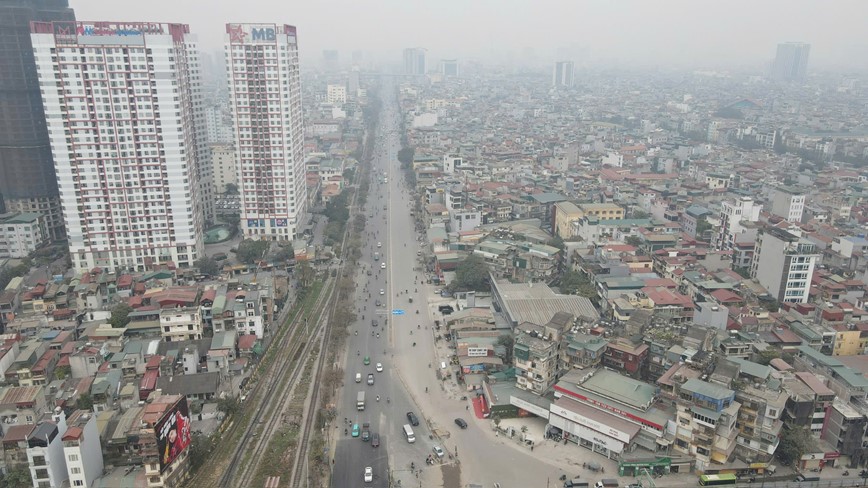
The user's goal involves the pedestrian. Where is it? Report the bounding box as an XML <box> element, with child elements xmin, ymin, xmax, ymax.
<box><xmin>531</xmin><ymin>445</ymin><xmax>534</xmax><ymax>451</ymax></box>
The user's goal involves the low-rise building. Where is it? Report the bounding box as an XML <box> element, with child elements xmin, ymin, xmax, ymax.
<box><xmin>159</xmin><ymin>308</ymin><xmax>203</xmax><ymax>343</ymax></box>
<box><xmin>0</xmin><ymin>213</ymin><xmax>47</xmax><ymax>258</ymax></box>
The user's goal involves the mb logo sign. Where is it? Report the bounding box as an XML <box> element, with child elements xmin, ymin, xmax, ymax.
<box><xmin>251</xmin><ymin>27</ymin><xmax>276</xmax><ymax>42</ymax></box>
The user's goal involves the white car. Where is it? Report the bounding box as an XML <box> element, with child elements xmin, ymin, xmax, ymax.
<box><xmin>377</xmin><ymin>242</ymin><xmax>382</xmax><ymax>248</ymax></box>
<box><xmin>432</xmin><ymin>445</ymin><xmax>444</xmax><ymax>458</ymax></box>
<box><xmin>380</xmin><ymin>262</ymin><xmax>386</xmax><ymax>269</ymax></box>
<box><xmin>379</xmin><ymin>289</ymin><xmax>385</xmax><ymax>295</ymax></box>
<box><xmin>376</xmin><ymin>362</ymin><xmax>383</xmax><ymax>372</ymax></box>
<box><xmin>364</xmin><ymin>467</ymin><xmax>373</xmax><ymax>482</ymax></box>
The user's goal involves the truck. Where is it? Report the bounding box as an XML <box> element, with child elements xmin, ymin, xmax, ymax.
<box><xmin>357</xmin><ymin>391</ymin><xmax>365</xmax><ymax>410</ymax></box>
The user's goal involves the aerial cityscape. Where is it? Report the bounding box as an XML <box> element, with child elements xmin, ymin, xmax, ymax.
<box><xmin>2</xmin><ymin>1</ymin><xmax>868</xmax><ymax>488</ymax></box>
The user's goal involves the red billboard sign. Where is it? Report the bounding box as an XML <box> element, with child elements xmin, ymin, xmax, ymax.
<box><xmin>154</xmin><ymin>397</ymin><xmax>192</xmax><ymax>472</ymax></box>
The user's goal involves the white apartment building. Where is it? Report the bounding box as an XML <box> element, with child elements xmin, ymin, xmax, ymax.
<box><xmin>226</xmin><ymin>23</ymin><xmax>306</xmax><ymax>241</ymax></box>
<box><xmin>203</xmin><ymin>104</ymin><xmax>234</xmax><ymax>144</ymax></box>
<box><xmin>160</xmin><ymin>308</ymin><xmax>203</xmax><ymax>342</ymax></box>
<box><xmin>62</xmin><ymin>410</ymin><xmax>104</xmax><ymax>488</ymax></box>
<box><xmin>771</xmin><ymin>187</ymin><xmax>805</xmax><ymax>223</ymax></box>
<box><xmin>210</xmin><ymin>144</ymin><xmax>237</xmax><ymax>194</ymax></box>
<box><xmin>31</xmin><ymin>21</ymin><xmax>207</xmax><ymax>272</ymax></box>
<box><xmin>27</xmin><ymin>411</ymin><xmax>68</xmax><ymax>488</ymax></box>
<box><xmin>713</xmin><ymin>197</ymin><xmax>761</xmax><ymax>251</ymax></box>
<box><xmin>750</xmin><ymin>226</ymin><xmax>819</xmax><ymax>304</ymax></box>
<box><xmin>326</xmin><ymin>84</ymin><xmax>346</xmax><ymax>104</ymax></box>
<box><xmin>0</xmin><ymin>212</ymin><xmax>47</xmax><ymax>258</ymax></box>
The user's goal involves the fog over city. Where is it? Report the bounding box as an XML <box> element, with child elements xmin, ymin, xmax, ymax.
<box><xmin>7</xmin><ymin>0</ymin><xmax>868</xmax><ymax>487</ymax></box>
<box><xmin>74</xmin><ymin>0</ymin><xmax>868</xmax><ymax>69</ymax></box>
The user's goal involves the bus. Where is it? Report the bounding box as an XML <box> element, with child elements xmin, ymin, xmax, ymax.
<box><xmin>698</xmin><ymin>473</ymin><xmax>737</xmax><ymax>486</ymax></box>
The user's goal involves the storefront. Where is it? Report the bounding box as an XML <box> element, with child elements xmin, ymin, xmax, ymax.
<box><xmin>548</xmin><ymin>396</ymin><xmax>639</xmax><ymax>460</ymax></box>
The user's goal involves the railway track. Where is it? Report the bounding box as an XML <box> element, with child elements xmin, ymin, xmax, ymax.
<box><xmin>216</xmin><ymin>277</ymin><xmax>335</xmax><ymax>487</ymax></box>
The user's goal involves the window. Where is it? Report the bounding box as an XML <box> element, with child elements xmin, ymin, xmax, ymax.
<box><xmin>71</xmin><ymin>467</ymin><xmax>81</xmax><ymax>474</ymax></box>
<box><xmin>68</xmin><ymin>453</ymin><xmax>79</xmax><ymax>461</ymax></box>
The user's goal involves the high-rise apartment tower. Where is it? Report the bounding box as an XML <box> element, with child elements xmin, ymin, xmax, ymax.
<box><xmin>31</xmin><ymin>21</ymin><xmax>207</xmax><ymax>272</ymax></box>
<box><xmin>226</xmin><ymin>23</ymin><xmax>306</xmax><ymax>241</ymax></box>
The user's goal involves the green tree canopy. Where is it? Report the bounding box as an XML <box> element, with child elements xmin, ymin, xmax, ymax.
<box><xmin>558</xmin><ymin>270</ymin><xmax>597</xmax><ymax>299</ymax></box>
<box><xmin>1</xmin><ymin>467</ymin><xmax>32</xmax><ymax>488</ymax></box>
<box><xmin>776</xmin><ymin>426</ymin><xmax>815</xmax><ymax>466</ymax></box>
<box><xmin>450</xmin><ymin>254</ymin><xmax>489</xmax><ymax>292</ymax></box>
<box><xmin>108</xmin><ymin>303</ymin><xmax>133</xmax><ymax>328</ymax></box>
<box><xmin>195</xmin><ymin>256</ymin><xmax>219</xmax><ymax>276</ymax></box>
<box><xmin>77</xmin><ymin>392</ymin><xmax>94</xmax><ymax>411</ymax></box>
<box><xmin>236</xmin><ymin>239</ymin><xmax>269</xmax><ymax>265</ymax></box>
<box><xmin>397</xmin><ymin>147</ymin><xmax>415</xmax><ymax>167</ymax></box>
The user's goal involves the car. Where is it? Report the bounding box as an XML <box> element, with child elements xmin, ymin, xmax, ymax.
<box><xmin>351</xmin><ymin>423</ymin><xmax>360</xmax><ymax>437</ymax></box>
<box><xmin>377</xmin><ymin>242</ymin><xmax>382</xmax><ymax>248</ymax></box>
<box><xmin>375</xmin><ymin>299</ymin><xmax>382</xmax><ymax>307</ymax></box>
<box><xmin>417</xmin><ymin>250</ymin><xmax>421</xmax><ymax>256</ymax></box>
<box><xmin>379</xmin><ymin>289</ymin><xmax>385</xmax><ymax>295</ymax></box>
<box><xmin>454</xmin><ymin>418</ymin><xmax>468</xmax><ymax>429</ymax></box>
<box><xmin>364</xmin><ymin>466</ymin><xmax>373</xmax><ymax>482</ymax></box>
<box><xmin>361</xmin><ymin>422</ymin><xmax>370</xmax><ymax>441</ymax></box>
<box><xmin>371</xmin><ymin>432</ymin><xmax>380</xmax><ymax>447</ymax></box>
<box><xmin>376</xmin><ymin>362</ymin><xmax>383</xmax><ymax>372</ymax></box>
<box><xmin>363</xmin><ymin>356</ymin><xmax>371</xmax><ymax>365</ymax></box>
<box><xmin>372</xmin><ymin>319</ymin><xmax>378</xmax><ymax>327</ymax></box>
<box><xmin>355</xmin><ymin>373</ymin><xmax>362</xmax><ymax>383</ymax></box>
<box><xmin>367</xmin><ymin>373</ymin><xmax>374</xmax><ymax>385</ymax></box>
<box><xmin>432</xmin><ymin>445</ymin><xmax>444</xmax><ymax>458</ymax></box>
<box><xmin>406</xmin><ymin>411</ymin><xmax>419</xmax><ymax>426</ymax></box>
<box><xmin>380</xmin><ymin>262</ymin><xmax>386</xmax><ymax>269</ymax></box>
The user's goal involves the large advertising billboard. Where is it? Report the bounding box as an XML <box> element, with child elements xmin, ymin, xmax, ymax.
<box><xmin>154</xmin><ymin>397</ymin><xmax>192</xmax><ymax>472</ymax></box>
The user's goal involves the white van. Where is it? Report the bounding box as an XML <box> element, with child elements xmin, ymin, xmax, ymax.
<box><xmin>403</xmin><ymin>424</ymin><xmax>416</xmax><ymax>443</ymax></box>
<box><xmin>355</xmin><ymin>373</ymin><xmax>361</xmax><ymax>383</ymax></box>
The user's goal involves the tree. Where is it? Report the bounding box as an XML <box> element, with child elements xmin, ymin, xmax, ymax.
<box><xmin>755</xmin><ymin>348</ymin><xmax>781</xmax><ymax>366</ymax></box>
<box><xmin>559</xmin><ymin>270</ymin><xmax>597</xmax><ymax>300</ymax></box>
<box><xmin>777</xmin><ymin>426</ymin><xmax>815</xmax><ymax>466</ymax></box>
<box><xmin>450</xmin><ymin>254</ymin><xmax>489</xmax><ymax>292</ymax></box>
<box><xmin>108</xmin><ymin>303</ymin><xmax>133</xmax><ymax>328</ymax></box>
<box><xmin>625</xmin><ymin>236</ymin><xmax>643</xmax><ymax>248</ymax></box>
<box><xmin>495</xmin><ymin>335</ymin><xmax>515</xmax><ymax>365</ymax></box>
<box><xmin>397</xmin><ymin>147</ymin><xmax>415</xmax><ymax>167</ymax></box>
<box><xmin>217</xmin><ymin>396</ymin><xmax>241</xmax><ymax>417</ymax></box>
<box><xmin>0</xmin><ymin>468</ymin><xmax>32</xmax><ymax>488</ymax></box>
<box><xmin>695</xmin><ymin>219</ymin><xmax>712</xmax><ymax>238</ymax></box>
<box><xmin>77</xmin><ymin>392</ymin><xmax>94</xmax><ymax>411</ymax></box>
<box><xmin>225</xmin><ymin>183</ymin><xmax>239</xmax><ymax>194</ymax></box>
<box><xmin>236</xmin><ymin>239</ymin><xmax>269</xmax><ymax>265</ymax></box>
<box><xmin>632</xmin><ymin>209</ymin><xmax>650</xmax><ymax>219</ymax></box>
<box><xmin>195</xmin><ymin>256</ymin><xmax>219</xmax><ymax>276</ymax></box>
<box><xmin>296</xmin><ymin>260</ymin><xmax>315</xmax><ymax>288</ymax></box>
<box><xmin>546</xmin><ymin>236</ymin><xmax>565</xmax><ymax>251</ymax></box>
<box><xmin>271</xmin><ymin>246</ymin><xmax>293</xmax><ymax>263</ymax></box>
<box><xmin>187</xmin><ymin>431</ymin><xmax>215</xmax><ymax>472</ymax></box>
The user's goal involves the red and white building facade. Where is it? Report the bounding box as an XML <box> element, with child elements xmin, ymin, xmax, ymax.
<box><xmin>225</xmin><ymin>23</ymin><xmax>306</xmax><ymax>241</ymax></box>
<box><xmin>30</xmin><ymin>21</ymin><xmax>207</xmax><ymax>272</ymax></box>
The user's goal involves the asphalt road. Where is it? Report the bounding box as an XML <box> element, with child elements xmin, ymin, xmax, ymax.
<box><xmin>333</xmin><ymin>77</ymin><xmax>588</xmax><ymax>488</ymax></box>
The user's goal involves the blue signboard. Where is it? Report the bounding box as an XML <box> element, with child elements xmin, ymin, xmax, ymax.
<box><xmin>391</xmin><ymin>309</ymin><xmax>405</xmax><ymax>315</ymax></box>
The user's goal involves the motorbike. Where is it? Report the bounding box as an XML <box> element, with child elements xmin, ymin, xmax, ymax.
<box><xmin>412</xmin><ymin>342</ymin><xmax>416</xmax><ymax>347</ymax></box>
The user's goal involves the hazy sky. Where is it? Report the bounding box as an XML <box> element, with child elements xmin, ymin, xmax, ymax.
<box><xmin>73</xmin><ymin>0</ymin><xmax>868</xmax><ymax>70</ymax></box>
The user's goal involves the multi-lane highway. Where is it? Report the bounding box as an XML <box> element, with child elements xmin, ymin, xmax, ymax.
<box><xmin>332</xmin><ymin>77</ymin><xmax>575</xmax><ymax>488</ymax></box>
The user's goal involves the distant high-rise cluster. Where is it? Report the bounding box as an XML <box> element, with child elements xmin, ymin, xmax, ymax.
<box><xmin>552</xmin><ymin>60</ymin><xmax>574</xmax><ymax>88</ymax></box>
<box><xmin>0</xmin><ymin>0</ymin><xmax>75</xmax><ymax>241</ymax></box>
<box><xmin>441</xmin><ymin>59</ymin><xmax>459</xmax><ymax>77</ymax></box>
<box><xmin>226</xmin><ymin>23</ymin><xmax>306</xmax><ymax>242</ymax></box>
<box><xmin>403</xmin><ymin>47</ymin><xmax>427</xmax><ymax>76</ymax></box>
<box><xmin>19</xmin><ymin>18</ymin><xmax>306</xmax><ymax>273</ymax></box>
<box><xmin>772</xmin><ymin>42</ymin><xmax>810</xmax><ymax>81</ymax></box>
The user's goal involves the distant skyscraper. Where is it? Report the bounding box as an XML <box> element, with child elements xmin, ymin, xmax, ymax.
<box><xmin>441</xmin><ymin>59</ymin><xmax>459</xmax><ymax>77</ymax></box>
<box><xmin>226</xmin><ymin>23</ymin><xmax>306</xmax><ymax>241</ymax></box>
<box><xmin>772</xmin><ymin>42</ymin><xmax>810</xmax><ymax>81</ymax></box>
<box><xmin>322</xmin><ymin>49</ymin><xmax>339</xmax><ymax>72</ymax></box>
<box><xmin>0</xmin><ymin>0</ymin><xmax>75</xmax><ymax>241</ymax></box>
<box><xmin>403</xmin><ymin>47</ymin><xmax>427</xmax><ymax>76</ymax></box>
<box><xmin>31</xmin><ymin>21</ymin><xmax>207</xmax><ymax>272</ymax></box>
<box><xmin>347</xmin><ymin>66</ymin><xmax>360</xmax><ymax>99</ymax></box>
<box><xmin>552</xmin><ymin>60</ymin><xmax>574</xmax><ymax>88</ymax></box>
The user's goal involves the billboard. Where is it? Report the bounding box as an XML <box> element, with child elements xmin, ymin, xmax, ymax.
<box><xmin>154</xmin><ymin>397</ymin><xmax>192</xmax><ymax>472</ymax></box>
